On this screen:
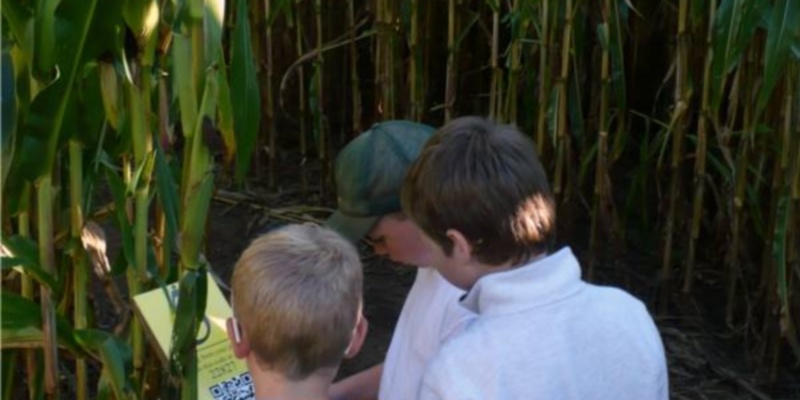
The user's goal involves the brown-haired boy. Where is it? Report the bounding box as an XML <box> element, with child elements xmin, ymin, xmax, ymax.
<box><xmin>402</xmin><ymin>116</ymin><xmax>668</xmax><ymax>400</ymax></box>
<box><xmin>227</xmin><ymin>223</ymin><xmax>368</xmax><ymax>400</ymax></box>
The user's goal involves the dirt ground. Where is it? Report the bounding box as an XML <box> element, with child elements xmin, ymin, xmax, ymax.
<box><xmin>204</xmin><ymin>188</ymin><xmax>800</xmax><ymax>400</ymax></box>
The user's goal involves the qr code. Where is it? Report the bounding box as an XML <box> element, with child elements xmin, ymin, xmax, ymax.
<box><xmin>209</xmin><ymin>372</ymin><xmax>255</xmax><ymax>400</ymax></box>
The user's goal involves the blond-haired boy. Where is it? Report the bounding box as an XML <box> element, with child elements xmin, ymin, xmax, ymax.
<box><xmin>227</xmin><ymin>223</ymin><xmax>368</xmax><ymax>400</ymax></box>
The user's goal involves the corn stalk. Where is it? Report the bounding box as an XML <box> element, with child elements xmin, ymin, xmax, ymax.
<box><xmin>504</xmin><ymin>0</ymin><xmax>528</xmax><ymax>124</ymax></box>
<box><xmin>408</xmin><ymin>0</ymin><xmax>423</xmax><ymax>121</ymax></box>
<box><xmin>536</xmin><ymin>0</ymin><xmax>553</xmax><ymax>160</ymax></box>
<box><xmin>588</xmin><ymin>0</ymin><xmax>612</xmax><ymax>280</ymax></box>
<box><xmin>348</xmin><ymin>0</ymin><xmax>362</xmax><ymax>130</ymax></box>
<box><xmin>684</xmin><ymin>0</ymin><xmax>718</xmax><ymax>294</ymax></box>
<box><xmin>445</xmin><ymin>0</ymin><xmax>458</xmax><ymax>122</ymax></box>
<box><xmin>660</xmin><ymin>0</ymin><xmax>690</xmax><ymax>311</ymax></box>
<box><xmin>296</xmin><ymin>0</ymin><xmax>309</xmax><ymax>189</ymax></box>
<box><xmin>265</xmin><ymin>0</ymin><xmax>277</xmax><ymax>189</ymax></box>
<box><xmin>36</xmin><ymin>176</ymin><xmax>58</xmax><ymax>398</ymax></box>
<box><xmin>553</xmin><ymin>0</ymin><xmax>575</xmax><ymax>202</ymax></box>
<box><xmin>488</xmin><ymin>0</ymin><xmax>503</xmax><ymax>121</ymax></box>
<box><xmin>68</xmin><ymin>139</ymin><xmax>89</xmax><ymax>400</ymax></box>
<box><xmin>313</xmin><ymin>0</ymin><xmax>327</xmax><ymax>193</ymax></box>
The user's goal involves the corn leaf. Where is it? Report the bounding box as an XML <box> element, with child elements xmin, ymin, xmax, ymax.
<box><xmin>154</xmin><ymin>146</ymin><xmax>180</xmax><ymax>281</ymax></box>
<box><xmin>773</xmin><ymin>191</ymin><xmax>790</xmax><ymax>312</ymax></box>
<box><xmin>106</xmin><ymin>168</ymin><xmax>136</xmax><ymax>270</ymax></box>
<box><xmin>230</xmin><ymin>0</ymin><xmax>261</xmax><ymax>181</ymax></box>
<box><xmin>9</xmin><ymin>0</ymin><xmax>107</xmax><ymax>188</ymax></box>
<box><xmin>0</xmin><ymin>0</ymin><xmax>34</xmax><ymax>59</ymax></box>
<box><xmin>129</xmin><ymin>151</ymin><xmax>156</xmax><ymax>195</ymax></box>
<box><xmin>174</xmin><ymin>33</ymin><xmax>198</xmax><ymax>140</ymax></box>
<box><xmin>170</xmin><ymin>270</ymin><xmax>207</xmax><ymax>400</ymax></box>
<box><xmin>1</xmin><ymin>236</ymin><xmax>60</xmax><ymax>293</ymax></box>
<box><xmin>216</xmin><ymin>54</ymin><xmax>236</xmax><ymax>165</ymax></box>
<box><xmin>96</xmin><ymin>368</ymin><xmax>114</xmax><ymax>400</ymax></box>
<box><xmin>1</xmin><ymin>50</ymin><xmax>15</xmax><ymax>148</ymax></box>
<box><xmin>1</xmin><ymin>350</ymin><xmax>16</xmax><ymax>399</ymax></box>
<box><xmin>754</xmin><ymin>0</ymin><xmax>799</xmax><ymax>122</ymax></box>
<box><xmin>0</xmin><ymin>292</ymin><xmax>84</xmax><ymax>355</ymax></box>
<box><xmin>32</xmin><ymin>0</ymin><xmax>58</xmax><ymax>80</ymax></box>
<box><xmin>180</xmin><ymin>79</ymin><xmax>218</xmax><ymax>270</ymax></box>
<box><xmin>74</xmin><ymin>329</ymin><xmax>133</xmax><ymax>400</ymax></box>
<box><xmin>205</xmin><ymin>0</ymin><xmax>225</xmax><ymax>66</ymax></box>
<box><xmin>609</xmin><ymin>0</ymin><xmax>627</xmax><ymax>114</ymax></box>
<box><xmin>709</xmin><ymin>0</ymin><xmax>765</xmax><ymax>111</ymax></box>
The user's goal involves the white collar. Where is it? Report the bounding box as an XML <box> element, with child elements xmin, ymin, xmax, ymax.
<box><xmin>460</xmin><ymin>247</ymin><xmax>583</xmax><ymax>315</ymax></box>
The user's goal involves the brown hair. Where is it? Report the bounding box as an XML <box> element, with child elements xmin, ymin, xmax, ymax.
<box><xmin>401</xmin><ymin>116</ymin><xmax>555</xmax><ymax>266</ymax></box>
<box><xmin>231</xmin><ymin>223</ymin><xmax>362</xmax><ymax>380</ymax></box>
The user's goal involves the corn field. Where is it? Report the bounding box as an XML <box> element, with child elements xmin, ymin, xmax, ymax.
<box><xmin>1</xmin><ymin>0</ymin><xmax>799</xmax><ymax>398</ymax></box>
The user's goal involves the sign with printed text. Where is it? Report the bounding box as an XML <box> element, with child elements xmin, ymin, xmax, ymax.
<box><xmin>133</xmin><ymin>274</ymin><xmax>255</xmax><ymax>400</ymax></box>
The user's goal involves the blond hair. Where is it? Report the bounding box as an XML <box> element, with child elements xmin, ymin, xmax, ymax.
<box><xmin>231</xmin><ymin>223</ymin><xmax>362</xmax><ymax>380</ymax></box>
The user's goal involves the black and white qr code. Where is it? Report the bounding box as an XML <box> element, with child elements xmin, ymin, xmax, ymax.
<box><xmin>209</xmin><ymin>372</ymin><xmax>255</xmax><ymax>400</ymax></box>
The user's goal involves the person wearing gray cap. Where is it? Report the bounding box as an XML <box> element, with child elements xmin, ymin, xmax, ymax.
<box><xmin>327</xmin><ymin>121</ymin><xmax>474</xmax><ymax>400</ymax></box>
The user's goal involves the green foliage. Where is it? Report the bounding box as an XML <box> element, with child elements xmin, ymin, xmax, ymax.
<box><xmin>754</xmin><ymin>0</ymin><xmax>799</xmax><ymax>122</ymax></box>
<box><xmin>231</xmin><ymin>0</ymin><xmax>262</xmax><ymax>182</ymax></box>
<box><xmin>2</xmin><ymin>0</ymin><xmax>798</xmax><ymax>397</ymax></box>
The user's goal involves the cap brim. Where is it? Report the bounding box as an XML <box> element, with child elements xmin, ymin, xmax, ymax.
<box><xmin>325</xmin><ymin>211</ymin><xmax>379</xmax><ymax>244</ymax></box>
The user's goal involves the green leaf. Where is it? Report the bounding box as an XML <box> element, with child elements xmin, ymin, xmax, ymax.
<box><xmin>179</xmin><ymin>173</ymin><xmax>214</xmax><ymax>269</ymax></box>
<box><xmin>1</xmin><ymin>0</ymin><xmax>34</xmax><ymax>59</ymax></box>
<box><xmin>76</xmin><ymin>64</ymin><xmax>108</xmax><ymax>149</ymax></box>
<box><xmin>216</xmin><ymin>54</ymin><xmax>236</xmax><ymax>165</ymax></box>
<box><xmin>173</xmin><ymin>33</ymin><xmax>198</xmax><ymax>140</ymax></box>
<box><xmin>96</xmin><ymin>367</ymin><xmax>114</xmax><ymax>400</ymax></box>
<box><xmin>2</xmin><ymin>49</ymin><xmax>16</xmax><ymax>147</ymax></box>
<box><xmin>205</xmin><ymin>0</ymin><xmax>226</xmax><ymax>66</ymax></box>
<box><xmin>608</xmin><ymin>0</ymin><xmax>627</xmax><ymax>114</ymax></box>
<box><xmin>169</xmin><ymin>270</ymin><xmax>207</xmax><ymax>399</ymax></box>
<box><xmin>33</xmin><ymin>0</ymin><xmax>58</xmax><ymax>80</ymax></box>
<box><xmin>2</xmin><ymin>350</ymin><xmax>18</xmax><ymax>399</ymax></box>
<box><xmin>123</xmin><ymin>0</ymin><xmax>160</xmax><ymax>47</ymax></box>
<box><xmin>772</xmin><ymin>191</ymin><xmax>790</xmax><ymax>312</ymax></box>
<box><xmin>0</xmin><ymin>236</ymin><xmax>60</xmax><ymax>292</ymax></box>
<box><xmin>709</xmin><ymin>0</ymin><xmax>766</xmax><ymax>111</ymax></box>
<box><xmin>75</xmin><ymin>329</ymin><xmax>133</xmax><ymax>399</ymax></box>
<box><xmin>17</xmin><ymin>0</ymin><xmax>102</xmax><ymax>182</ymax></box>
<box><xmin>129</xmin><ymin>150</ymin><xmax>156</xmax><ymax>195</ymax></box>
<box><xmin>105</xmin><ymin>167</ymin><xmax>136</xmax><ymax>270</ymax></box>
<box><xmin>1</xmin><ymin>234</ymin><xmax>38</xmax><ymax>268</ymax></box>
<box><xmin>154</xmin><ymin>146</ymin><xmax>180</xmax><ymax>281</ymax></box>
<box><xmin>754</xmin><ymin>0</ymin><xmax>799</xmax><ymax>122</ymax></box>
<box><xmin>231</xmin><ymin>0</ymin><xmax>262</xmax><ymax>182</ymax></box>
<box><xmin>0</xmin><ymin>292</ymin><xmax>84</xmax><ymax>355</ymax></box>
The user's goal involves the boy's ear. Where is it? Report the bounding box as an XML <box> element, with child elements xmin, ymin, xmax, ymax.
<box><xmin>343</xmin><ymin>313</ymin><xmax>368</xmax><ymax>359</ymax></box>
<box><xmin>445</xmin><ymin>229</ymin><xmax>472</xmax><ymax>262</ymax></box>
<box><xmin>226</xmin><ymin>317</ymin><xmax>250</xmax><ymax>359</ymax></box>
